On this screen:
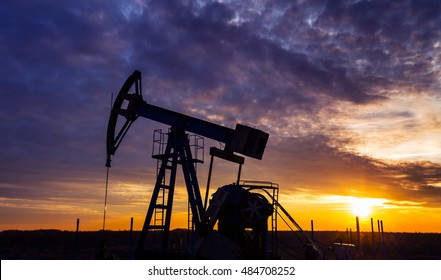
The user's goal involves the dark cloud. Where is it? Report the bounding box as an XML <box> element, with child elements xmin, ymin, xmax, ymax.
<box><xmin>112</xmin><ymin>0</ymin><xmax>386</xmax><ymax>120</ymax></box>
<box><xmin>252</xmin><ymin>136</ymin><xmax>441</xmax><ymax>207</ymax></box>
<box><xmin>318</xmin><ymin>1</ymin><xmax>440</xmax><ymax>91</ymax></box>
<box><xmin>385</xmin><ymin>161</ymin><xmax>441</xmax><ymax>205</ymax></box>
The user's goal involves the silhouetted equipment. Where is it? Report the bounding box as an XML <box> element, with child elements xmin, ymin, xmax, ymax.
<box><xmin>105</xmin><ymin>70</ymin><xmax>321</xmax><ymax>259</ymax></box>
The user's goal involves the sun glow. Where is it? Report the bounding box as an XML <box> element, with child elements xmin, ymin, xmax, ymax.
<box><xmin>349</xmin><ymin>197</ymin><xmax>384</xmax><ymax>218</ymax></box>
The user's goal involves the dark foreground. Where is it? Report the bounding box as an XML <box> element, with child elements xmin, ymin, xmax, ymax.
<box><xmin>1</xmin><ymin>229</ymin><xmax>441</xmax><ymax>260</ymax></box>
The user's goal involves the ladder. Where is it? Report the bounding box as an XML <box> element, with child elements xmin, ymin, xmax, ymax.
<box><xmin>187</xmin><ymin>134</ymin><xmax>204</xmax><ymax>237</ymax></box>
<box><xmin>153</xmin><ymin>130</ymin><xmax>167</xmax><ymax>239</ymax></box>
<box><xmin>135</xmin><ymin>128</ymin><xmax>205</xmax><ymax>258</ymax></box>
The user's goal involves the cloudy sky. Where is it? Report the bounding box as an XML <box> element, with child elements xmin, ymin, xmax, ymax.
<box><xmin>1</xmin><ymin>0</ymin><xmax>440</xmax><ymax>233</ymax></box>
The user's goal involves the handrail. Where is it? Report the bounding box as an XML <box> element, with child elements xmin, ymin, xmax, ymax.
<box><xmin>259</xmin><ymin>188</ymin><xmax>323</xmax><ymax>259</ymax></box>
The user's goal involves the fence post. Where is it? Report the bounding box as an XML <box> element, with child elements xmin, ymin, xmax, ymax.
<box><xmin>380</xmin><ymin>220</ymin><xmax>385</xmax><ymax>258</ymax></box>
<box><xmin>356</xmin><ymin>216</ymin><xmax>361</xmax><ymax>259</ymax></box>
<box><xmin>129</xmin><ymin>217</ymin><xmax>134</xmax><ymax>259</ymax></box>
<box><xmin>371</xmin><ymin>218</ymin><xmax>376</xmax><ymax>259</ymax></box>
<box><xmin>74</xmin><ymin>218</ymin><xmax>80</xmax><ymax>259</ymax></box>
<box><xmin>377</xmin><ymin>220</ymin><xmax>382</xmax><ymax>259</ymax></box>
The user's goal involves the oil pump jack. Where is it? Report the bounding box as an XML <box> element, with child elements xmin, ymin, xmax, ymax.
<box><xmin>106</xmin><ymin>70</ymin><xmax>321</xmax><ymax>259</ymax></box>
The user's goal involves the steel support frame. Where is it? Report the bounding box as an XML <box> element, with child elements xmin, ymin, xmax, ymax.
<box><xmin>136</xmin><ymin>128</ymin><xmax>205</xmax><ymax>258</ymax></box>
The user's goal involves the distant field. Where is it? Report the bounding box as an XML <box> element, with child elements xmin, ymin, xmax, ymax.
<box><xmin>1</xmin><ymin>229</ymin><xmax>440</xmax><ymax>260</ymax></box>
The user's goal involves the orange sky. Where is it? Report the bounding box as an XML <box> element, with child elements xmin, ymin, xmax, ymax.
<box><xmin>2</xmin><ymin>147</ymin><xmax>440</xmax><ymax>233</ymax></box>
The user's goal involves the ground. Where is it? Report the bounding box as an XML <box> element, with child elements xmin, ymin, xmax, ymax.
<box><xmin>1</xmin><ymin>229</ymin><xmax>440</xmax><ymax>260</ymax></box>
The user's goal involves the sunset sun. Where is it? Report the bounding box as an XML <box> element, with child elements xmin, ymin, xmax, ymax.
<box><xmin>349</xmin><ymin>197</ymin><xmax>380</xmax><ymax>218</ymax></box>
